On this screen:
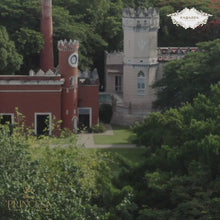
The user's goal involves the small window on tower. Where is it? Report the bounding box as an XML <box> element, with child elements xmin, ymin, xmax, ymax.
<box><xmin>137</xmin><ymin>71</ymin><xmax>146</xmax><ymax>95</ymax></box>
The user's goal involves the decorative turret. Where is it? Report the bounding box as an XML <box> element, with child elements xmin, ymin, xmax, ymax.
<box><xmin>58</xmin><ymin>39</ymin><xmax>79</xmax><ymax>132</ymax></box>
<box><xmin>40</xmin><ymin>0</ymin><xmax>54</xmax><ymax>72</ymax></box>
<box><xmin>58</xmin><ymin>39</ymin><xmax>79</xmax><ymax>52</ymax></box>
<box><xmin>122</xmin><ymin>7</ymin><xmax>159</xmax><ymax>32</ymax></box>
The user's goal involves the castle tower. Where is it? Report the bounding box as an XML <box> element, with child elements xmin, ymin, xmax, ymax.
<box><xmin>122</xmin><ymin>8</ymin><xmax>160</xmax><ymax>113</ymax></box>
<box><xmin>40</xmin><ymin>0</ymin><xmax>54</xmax><ymax>72</ymax></box>
<box><xmin>58</xmin><ymin>40</ymin><xmax>79</xmax><ymax>132</ymax></box>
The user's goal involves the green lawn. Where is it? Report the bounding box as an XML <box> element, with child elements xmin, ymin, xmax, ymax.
<box><xmin>93</xmin><ymin>125</ymin><xmax>136</xmax><ymax>145</ymax></box>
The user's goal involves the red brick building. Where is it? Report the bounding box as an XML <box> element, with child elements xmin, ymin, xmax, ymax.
<box><xmin>0</xmin><ymin>0</ymin><xmax>99</xmax><ymax>135</ymax></box>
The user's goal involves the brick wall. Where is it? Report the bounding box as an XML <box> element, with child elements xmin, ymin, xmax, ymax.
<box><xmin>78</xmin><ymin>85</ymin><xmax>99</xmax><ymax>126</ymax></box>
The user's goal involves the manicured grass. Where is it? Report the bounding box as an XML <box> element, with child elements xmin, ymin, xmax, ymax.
<box><xmin>93</xmin><ymin>125</ymin><xmax>136</xmax><ymax>145</ymax></box>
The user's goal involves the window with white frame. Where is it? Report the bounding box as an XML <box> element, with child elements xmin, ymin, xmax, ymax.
<box><xmin>0</xmin><ymin>113</ymin><xmax>14</xmax><ymax>125</ymax></box>
<box><xmin>137</xmin><ymin>71</ymin><xmax>146</xmax><ymax>95</ymax></box>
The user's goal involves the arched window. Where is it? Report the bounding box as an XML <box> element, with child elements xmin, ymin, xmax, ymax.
<box><xmin>137</xmin><ymin>71</ymin><xmax>146</xmax><ymax>95</ymax></box>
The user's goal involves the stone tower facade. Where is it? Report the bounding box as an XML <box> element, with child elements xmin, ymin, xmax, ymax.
<box><xmin>40</xmin><ymin>0</ymin><xmax>54</xmax><ymax>72</ymax></box>
<box><xmin>58</xmin><ymin>40</ymin><xmax>79</xmax><ymax>132</ymax></box>
<box><xmin>106</xmin><ymin>8</ymin><xmax>198</xmax><ymax>125</ymax></box>
<box><xmin>122</xmin><ymin>8</ymin><xmax>159</xmax><ymax>113</ymax></box>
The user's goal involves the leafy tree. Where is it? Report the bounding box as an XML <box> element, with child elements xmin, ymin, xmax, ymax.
<box><xmin>0</xmin><ymin>0</ymin><xmax>219</xmax><ymax>82</ymax></box>
<box><xmin>0</xmin><ymin>123</ymin><xmax>112</xmax><ymax>219</ymax></box>
<box><xmin>0</xmin><ymin>0</ymin><xmax>41</xmax><ymax>73</ymax></box>
<box><xmin>15</xmin><ymin>28</ymin><xmax>44</xmax><ymax>72</ymax></box>
<box><xmin>0</xmin><ymin>0</ymin><xmax>124</xmax><ymax>79</ymax></box>
<box><xmin>1</xmin><ymin>119</ymin><xmax>139</xmax><ymax>219</ymax></box>
<box><xmin>0</xmin><ymin>26</ymin><xmax>23</xmax><ymax>74</ymax></box>
<box><xmin>145</xmin><ymin>0</ymin><xmax>220</xmax><ymax>46</ymax></box>
<box><xmin>153</xmin><ymin>38</ymin><xmax>220</xmax><ymax>110</ymax></box>
<box><xmin>131</xmin><ymin>82</ymin><xmax>220</xmax><ymax>219</ymax></box>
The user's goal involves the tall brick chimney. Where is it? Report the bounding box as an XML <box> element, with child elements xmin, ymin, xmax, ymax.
<box><xmin>40</xmin><ymin>0</ymin><xmax>54</xmax><ymax>72</ymax></box>
<box><xmin>58</xmin><ymin>40</ymin><xmax>79</xmax><ymax>132</ymax></box>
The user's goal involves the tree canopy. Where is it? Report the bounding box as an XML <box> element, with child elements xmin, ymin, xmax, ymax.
<box><xmin>0</xmin><ymin>0</ymin><xmax>124</xmax><ymax>76</ymax></box>
<box><xmin>153</xmin><ymin>38</ymin><xmax>220</xmax><ymax>111</ymax></box>
<box><xmin>131</xmin><ymin>82</ymin><xmax>220</xmax><ymax>219</ymax></box>
<box><xmin>0</xmin><ymin>26</ymin><xmax>23</xmax><ymax>75</ymax></box>
<box><xmin>0</xmin><ymin>0</ymin><xmax>219</xmax><ymax>80</ymax></box>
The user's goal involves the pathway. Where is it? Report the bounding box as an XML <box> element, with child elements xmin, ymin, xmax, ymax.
<box><xmin>77</xmin><ymin>124</ymin><xmax>137</xmax><ymax>149</ymax></box>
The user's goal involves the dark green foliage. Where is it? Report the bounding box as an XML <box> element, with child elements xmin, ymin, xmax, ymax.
<box><xmin>0</xmin><ymin>26</ymin><xmax>23</xmax><ymax>74</ymax></box>
<box><xmin>99</xmin><ymin>104</ymin><xmax>113</xmax><ymax>123</ymax></box>
<box><xmin>0</xmin><ymin>0</ymin><xmax>42</xmax><ymax>73</ymax></box>
<box><xmin>15</xmin><ymin>27</ymin><xmax>44</xmax><ymax>72</ymax></box>
<box><xmin>0</xmin><ymin>0</ymin><xmax>219</xmax><ymax>85</ymax></box>
<box><xmin>146</xmin><ymin>0</ymin><xmax>220</xmax><ymax>46</ymax></box>
<box><xmin>0</xmin><ymin>0</ymin><xmax>124</xmax><ymax>76</ymax></box>
<box><xmin>131</xmin><ymin>82</ymin><xmax>220</xmax><ymax>219</ymax></box>
<box><xmin>153</xmin><ymin>38</ymin><xmax>220</xmax><ymax>110</ymax></box>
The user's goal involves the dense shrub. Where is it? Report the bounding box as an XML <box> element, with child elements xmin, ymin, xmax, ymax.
<box><xmin>92</xmin><ymin>123</ymin><xmax>106</xmax><ymax>133</ymax></box>
<box><xmin>0</xmin><ymin>125</ymin><xmax>112</xmax><ymax>219</ymax></box>
<box><xmin>130</xmin><ymin>82</ymin><xmax>220</xmax><ymax>219</ymax></box>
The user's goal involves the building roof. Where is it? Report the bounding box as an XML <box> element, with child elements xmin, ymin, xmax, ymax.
<box><xmin>0</xmin><ymin>69</ymin><xmax>64</xmax><ymax>85</ymax></box>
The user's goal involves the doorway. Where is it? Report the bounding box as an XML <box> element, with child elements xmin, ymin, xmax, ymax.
<box><xmin>78</xmin><ymin>108</ymin><xmax>92</xmax><ymax>130</ymax></box>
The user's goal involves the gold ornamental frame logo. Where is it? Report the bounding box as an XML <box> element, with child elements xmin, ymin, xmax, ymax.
<box><xmin>8</xmin><ymin>185</ymin><xmax>52</xmax><ymax>216</ymax></box>
<box><xmin>167</xmin><ymin>8</ymin><xmax>212</xmax><ymax>29</ymax></box>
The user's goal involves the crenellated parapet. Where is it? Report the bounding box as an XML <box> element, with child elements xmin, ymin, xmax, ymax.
<box><xmin>123</xmin><ymin>7</ymin><xmax>159</xmax><ymax>18</ymax></box>
<box><xmin>29</xmin><ymin>69</ymin><xmax>59</xmax><ymax>76</ymax></box>
<box><xmin>122</xmin><ymin>7</ymin><xmax>160</xmax><ymax>31</ymax></box>
<box><xmin>57</xmin><ymin>39</ymin><xmax>79</xmax><ymax>52</ymax></box>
